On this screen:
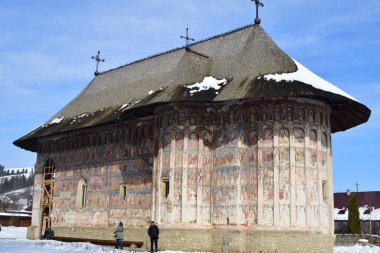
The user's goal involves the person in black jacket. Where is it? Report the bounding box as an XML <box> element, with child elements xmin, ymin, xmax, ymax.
<box><xmin>148</xmin><ymin>221</ymin><xmax>159</xmax><ymax>252</ymax></box>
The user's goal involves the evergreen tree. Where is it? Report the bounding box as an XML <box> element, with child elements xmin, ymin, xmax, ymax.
<box><xmin>0</xmin><ymin>167</ymin><xmax>35</xmax><ymax>194</ymax></box>
<box><xmin>348</xmin><ymin>192</ymin><xmax>361</xmax><ymax>234</ymax></box>
<box><xmin>0</xmin><ymin>164</ymin><xmax>4</xmax><ymax>176</ymax></box>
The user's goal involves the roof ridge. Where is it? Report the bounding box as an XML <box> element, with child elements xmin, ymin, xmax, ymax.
<box><xmin>99</xmin><ymin>24</ymin><xmax>255</xmax><ymax>75</ymax></box>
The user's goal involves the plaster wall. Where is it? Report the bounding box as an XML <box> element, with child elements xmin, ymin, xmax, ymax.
<box><xmin>28</xmin><ymin>98</ymin><xmax>334</xmax><ymax>252</ymax></box>
<box><xmin>154</xmin><ymin>98</ymin><xmax>333</xmax><ymax>235</ymax></box>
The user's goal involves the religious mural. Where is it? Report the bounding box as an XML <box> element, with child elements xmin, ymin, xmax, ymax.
<box><xmin>199</xmin><ymin>131</ymin><xmax>212</xmax><ymax>224</ymax></box>
<box><xmin>279</xmin><ymin>128</ymin><xmax>291</xmax><ymax>226</ymax></box>
<box><xmin>173</xmin><ymin>132</ymin><xmax>184</xmax><ymax>223</ymax></box>
<box><xmin>39</xmin><ymin>121</ymin><xmax>155</xmax><ymax>228</ymax></box>
<box><xmin>154</xmin><ymin>102</ymin><xmax>330</xmax><ymax>228</ymax></box>
<box><xmin>260</xmin><ymin>127</ymin><xmax>274</xmax><ymax>225</ymax></box>
<box><xmin>186</xmin><ymin>132</ymin><xmax>198</xmax><ymax>223</ymax></box>
<box><xmin>35</xmin><ymin>100</ymin><xmax>332</xmax><ymax>234</ymax></box>
<box><xmin>160</xmin><ymin>132</ymin><xmax>172</xmax><ymax>223</ymax></box>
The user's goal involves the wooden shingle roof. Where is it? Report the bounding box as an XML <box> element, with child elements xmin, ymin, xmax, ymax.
<box><xmin>14</xmin><ymin>24</ymin><xmax>371</xmax><ymax>152</ymax></box>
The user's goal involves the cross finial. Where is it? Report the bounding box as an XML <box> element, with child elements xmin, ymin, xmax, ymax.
<box><xmin>251</xmin><ymin>0</ymin><xmax>264</xmax><ymax>25</ymax></box>
<box><xmin>91</xmin><ymin>51</ymin><xmax>105</xmax><ymax>76</ymax></box>
<box><xmin>180</xmin><ymin>26</ymin><xmax>195</xmax><ymax>50</ymax></box>
<box><xmin>355</xmin><ymin>182</ymin><xmax>360</xmax><ymax>193</ymax></box>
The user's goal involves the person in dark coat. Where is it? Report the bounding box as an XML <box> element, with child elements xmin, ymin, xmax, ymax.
<box><xmin>114</xmin><ymin>222</ymin><xmax>124</xmax><ymax>249</ymax></box>
<box><xmin>148</xmin><ymin>221</ymin><xmax>159</xmax><ymax>252</ymax></box>
<box><xmin>41</xmin><ymin>228</ymin><xmax>54</xmax><ymax>240</ymax></box>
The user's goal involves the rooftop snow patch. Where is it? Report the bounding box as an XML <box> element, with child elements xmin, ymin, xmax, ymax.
<box><xmin>49</xmin><ymin>116</ymin><xmax>64</xmax><ymax>124</ymax></box>
<box><xmin>262</xmin><ymin>58</ymin><xmax>358</xmax><ymax>102</ymax></box>
<box><xmin>186</xmin><ymin>76</ymin><xmax>228</xmax><ymax>96</ymax></box>
<box><xmin>69</xmin><ymin>112</ymin><xmax>93</xmax><ymax>125</ymax></box>
<box><xmin>148</xmin><ymin>86</ymin><xmax>166</xmax><ymax>96</ymax></box>
<box><xmin>334</xmin><ymin>207</ymin><xmax>380</xmax><ymax>220</ymax></box>
<box><xmin>119</xmin><ymin>100</ymin><xmax>141</xmax><ymax>111</ymax></box>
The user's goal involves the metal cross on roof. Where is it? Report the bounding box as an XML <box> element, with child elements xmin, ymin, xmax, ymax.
<box><xmin>180</xmin><ymin>26</ymin><xmax>195</xmax><ymax>50</ymax></box>
<box><xmin>91</xmin><ymin>51</ymin><xmax>105</xmax><ymax>76</ymax></box>
<box><xmin>251</xmin><ymin>0</ymin><xmax>264</xmax><ymax>25</ymax></box>
<box><xmin>355</xmin><ymin>182</ymin><xmax>360</xmax><ymax>193</ymax></box>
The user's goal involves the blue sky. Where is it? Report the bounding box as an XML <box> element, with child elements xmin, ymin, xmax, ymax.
<box><xmin>0</xmin><ymin>0</ymin><xmax>379</xmax><ymax>192</ymax></box>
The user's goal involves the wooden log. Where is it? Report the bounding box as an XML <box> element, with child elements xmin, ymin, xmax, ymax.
<box><xmin>52</xmin><ymin>236</ymin><xmax>144</xmax><ymax>248</ymax></box>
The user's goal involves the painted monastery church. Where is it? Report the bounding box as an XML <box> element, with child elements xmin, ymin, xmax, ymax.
<box><xmin>15</xmin><ymin>16</ymin><xmax>370</xmax><ymax>253</ymax></box>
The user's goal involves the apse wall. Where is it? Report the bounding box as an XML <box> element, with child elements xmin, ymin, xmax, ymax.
<box><xmin>154</xmin><ymin>98</ymin><xmax>333</xmax><ymax>232</ymax></box>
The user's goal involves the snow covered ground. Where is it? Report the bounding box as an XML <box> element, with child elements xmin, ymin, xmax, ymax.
<box><xmin>0</xmin><ymin>226</ymin><xmax>27</xmax><ymax>239</ymax></box>
<box><xmin>1</xmin><ymin>226</ymin><xmax>380</xmax><ymax>253</ymax></box>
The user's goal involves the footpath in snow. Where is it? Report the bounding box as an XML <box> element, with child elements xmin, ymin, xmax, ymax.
<box><xmin>1</xmin><ymin>226</ymin><xmax>380</xmax><ymax>253</ymax></box>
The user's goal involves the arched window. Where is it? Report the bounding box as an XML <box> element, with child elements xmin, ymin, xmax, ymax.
<box><xmin>76</xmin><ymin>178</ymin><xmax>87</xmax><ymax>209</ymax></box>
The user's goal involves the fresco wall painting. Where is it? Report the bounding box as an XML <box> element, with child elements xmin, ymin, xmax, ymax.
<box><xmin>278</xmin><ymin>127</ymin><xmax>291</xmax><ymax>226</ymax></box>
<box><xmin>36</xmin><ymin>121</ymin><xmax>154</xmax><ymax>229</ymax></box>
<box><xmin>32</xmin><ymin>99</ymin><xmax>333</xmax><ymax>241</ymax></box>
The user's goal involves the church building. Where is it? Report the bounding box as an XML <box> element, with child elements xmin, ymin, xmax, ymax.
<box><xmin>14</xmin><ymin>6</ymin><xmax>370</xmax><ymax>253</ymax></box>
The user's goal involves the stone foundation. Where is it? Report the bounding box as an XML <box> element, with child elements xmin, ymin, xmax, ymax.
<box><xmin>27</xmin><ymin>226</ymin><xmax>39</xmax><ymax>240</ymax></box>
<box><xmin>51</xmin><ymin>226</ymin><xmax>333</xmax><ymax>253</ymax></box>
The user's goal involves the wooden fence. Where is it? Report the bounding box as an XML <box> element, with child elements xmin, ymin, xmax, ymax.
<box><xmin>335</xmin><ymin>220</ymin><xmax>380</xmax><ymax>235</ymax></box>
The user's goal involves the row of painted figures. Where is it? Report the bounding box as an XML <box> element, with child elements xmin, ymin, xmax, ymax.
<box><xmin>159</xmin><ymin>106</ymin><xmax>329</xmax><ymax>127</ymax></box>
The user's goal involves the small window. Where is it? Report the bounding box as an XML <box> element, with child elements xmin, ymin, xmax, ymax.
<box><xmin>76</xmin><ymin>178</ymin><xmax>87</xmax><ymax>209</ymax></box>
<box><xmin>162</xmin><ymin>178</ymin><xmax>170</xmax><ymax>199</ymax></box>
<box><xmin>119</xmin><ymin>184</ymin><xmax>127</xmax><ymax>200</ymax></box>
<box><xmin>364</xmin><ymin>208</ymin><xmax>372</xmax><ymax>214</ymax></box>
<box><xmin>81</xmin><ymin>184</ymin><xmax>87</xmax><ymax>206</ymax></box>
<box><xmin>322</xmin><ymin>180</ymin><xmax>328</xmax><ymax>202</ymax></box>
<box><xmin>338</xmin><ymin>209</ymin><xmax>346</xmax><ymax>214</ymax></box>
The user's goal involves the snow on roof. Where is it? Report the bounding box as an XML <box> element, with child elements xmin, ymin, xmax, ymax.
<box><xmin>0</xmin><ymin>212</ymin><xmax>31</xmax><ymax>217</ymax></box>
<box><xmin>50</xmin><ymin>116</ymin><xmax>64</xmax><ymax>124</ymax></box>
<box><xmin>361</xmin><ymin>207</ymin><xmax>380</xmax><ymax>221</ymax></box>
<box><xmin>186</xmin><ymin>76</ymin><xmax>228</xmax><ymax>96</ymax></box>
<box><xmin>334</xmin><ymin>208</ymin><xmax>349</xmax><ymax>220</ymax></box>
<box><xmin>69</xmin><ymin>112</ymin><xmax>94</xmax><ymax>125</ymax></box>
<box><xmin>262</xmin><ymin>58</ymin><xmax>358</xmax><ymax>102</ymax></box>
<box><xmin>334</xmin><ymin>207</ymin><xmax>380</xmax><ymax>220</ymax></box>
<box><xmin>119</xmin><ymin>99</ymin><xmax>141</xmax><ymax>111</ymax></box>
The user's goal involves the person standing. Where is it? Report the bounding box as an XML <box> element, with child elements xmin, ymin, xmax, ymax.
<box><xmin>114</xmin><ymin>222</ymin><xmax>124</xmax><ymax>250</ymax></box>
<box><xmin>148</xmin><ymin>221</ymin><xmax>159</xmax><ymax>252</ymax></box>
